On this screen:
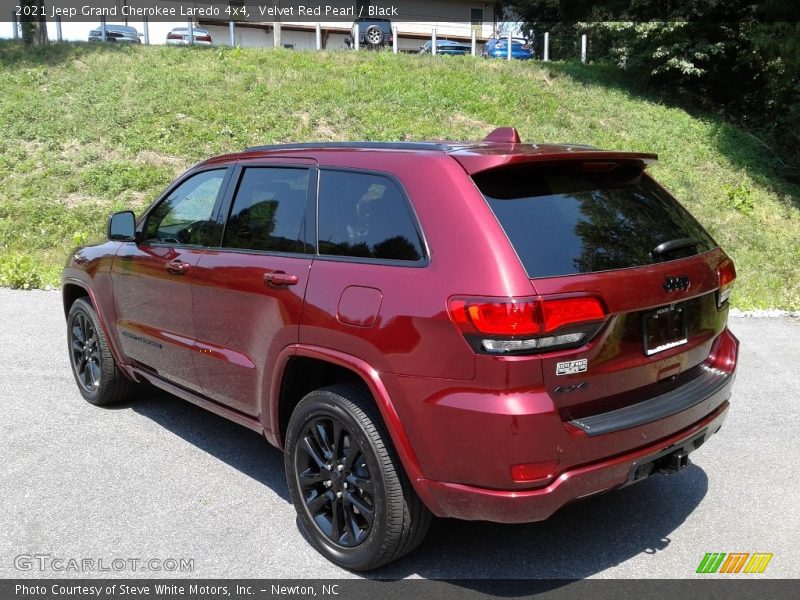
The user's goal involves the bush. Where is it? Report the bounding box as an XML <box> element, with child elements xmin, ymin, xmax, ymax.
<box><xmin>0</xmin><ymin>254</ymin><xmax>43</xmax><ymax>290</ymax></box>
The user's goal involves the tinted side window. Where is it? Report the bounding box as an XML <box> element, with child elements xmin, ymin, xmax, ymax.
<box><xmin>318</xmin><ymin>170</ymin><xmax>424</xmax><ymax>262</ymax></box>
<box><xmin>144</xmin><ymin>169</ymin><xmax>226</xmax><ymax>245</ymax></box>
<box><xmin>223</xmin><ymin>167</ymin><xmax>310</xmax><ymax>254</ymax></box>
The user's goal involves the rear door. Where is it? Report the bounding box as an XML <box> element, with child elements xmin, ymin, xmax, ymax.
<box><xmin>190</xmin><ymin>161</ymin><xmax>316</xmax><ymax>417</ymax></box>
<box><xmin>472</xmin><ymin>161</ymin><xmax>731</xmax><ymax>418</ymax></box>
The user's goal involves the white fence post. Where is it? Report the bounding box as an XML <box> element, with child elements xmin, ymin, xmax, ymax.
<box><xmin>507</xmin><ymin>30</ymin><xmax>512</xmax><ymax>61</ymax></box>
<box><xmin>100</xmin><ymin>17</ymin><xmax>107</xmax><ymax>41</ymax></box>
<box><xmin>315</xmin><ymin>22</ymin><xmax>321</xmax><ymax>50</ymax></box>
<box><xmin>55</xmin><ymin>16</ymin><xmax>62</xmax><ymax>42</ymax></box>
<box><xmin>11</xmin><ymin>12</ymin><xmax>19</xmax><ymax>40</ymax></box>
<box><xmin>543</xmin><ymin>31</ymin><xmax>549</xmax><ymax>61</ymax></box>
<box><xmin>143</xmin><ymin>17</ymin><xmax>150</xmax><ymax>44</ymax></box>
<box><xmin>188</xmin><ymin>18</ymin><xmax>194</xmax><ymax>44</ymax></box>
<box><xmin>354</xmin><ymin>23</ymin><xmax>359</xmax><ymax>51</ymax></box>
<box><xmin>432</xmin><ymin>29</ymin><xmax>436</xmax><ymax>55</ymax></box>
<box><xmin>228</xmin><ymin>20</ymin><xmax>235</xmax><ymax>46</ymax></box>
<box><xmin>471</xmin><ymin>28</ymin><xmax>476</xmax><ymax>56</ymax></box>
<box><xmin>581</xmin><ymin>33</ymin><xmax>587</xmax><ymax>63</ymax></box>
<box><xmin>392</xmin><ymin>25</ymin><xmax>398</xmax><ymax>54</ymax></box>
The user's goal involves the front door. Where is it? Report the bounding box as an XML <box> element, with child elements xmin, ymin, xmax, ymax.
<box><xmin>112</xmin><ymin>168</ymin><xmax>229</xmax><ymax>391</ymax></box>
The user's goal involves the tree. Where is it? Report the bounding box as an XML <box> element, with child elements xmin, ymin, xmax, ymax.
<box><xmin>19</xmin><ymin>0</ymin><xmax>49</xmax><ymax>45</ymax></box>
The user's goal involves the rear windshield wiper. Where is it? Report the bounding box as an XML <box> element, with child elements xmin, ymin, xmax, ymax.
<box><xmin>650</xmin><ymin>237</ymin><xmax>701</xmax><ymax>259</ymax></box>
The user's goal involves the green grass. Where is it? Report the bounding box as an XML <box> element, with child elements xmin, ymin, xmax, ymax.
<box><xmin>0</xmin><ymin>42</ymin><xmax>798</xmax><ymax>308</ymax></box>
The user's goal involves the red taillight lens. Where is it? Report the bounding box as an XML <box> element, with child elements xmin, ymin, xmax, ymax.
<box><xmin>717</xmin><ymin>258</ymin><xmax>736</xmax><ymax>307</ymax></box>
<box><xmin>450</xmin><ymin>299</ymin><xmax>540</xmax><ymax>336</ymax></box>
<box><xmin>168</xmin><ymin>33</ymin><xmax>182</xmax><ymax>40</ymax></box>
<box><xmin>448</xmin><ymin>295</ymin><xmax>607</xmax><ymax>354</ymax></box>
<box><xmin>197</xmin><ymin>35</ymin><xmax>212</xmax><ymax>42</ymax></box>
<box><xmin>541</xmin><ymin>297</ymin><xmax>606</xmax><ymax>333</ymax></box>
<box><xmin>704</xmin><ymin>328</ymin><xmax>739</xmax><ymax>373</ymax></box>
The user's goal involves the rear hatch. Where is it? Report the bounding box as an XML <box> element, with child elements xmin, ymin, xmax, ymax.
<box><xmin>467</xmin><ymin>158</ymin><xmax>734</xmax><ymax>421</ymax></box>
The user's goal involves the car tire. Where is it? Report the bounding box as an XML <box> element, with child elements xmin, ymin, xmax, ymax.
<box><xmin>67</xmin><ymin>298</ymin><xmax>137</xmax><ymax>406</ymax></box>
<box><xmin>364</xmin><ymin>25</ymin><xmax>383</xmax><ymax>48</ymax></box>
<box><xmin>285</xmin><ymin>384</ymin><xmax>432</xmax><ymax>571</ymax></box>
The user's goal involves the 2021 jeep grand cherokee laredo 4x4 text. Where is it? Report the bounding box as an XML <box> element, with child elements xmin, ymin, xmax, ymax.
<box><xmin>62</xmin><ymin>128</ymin><xmax>738</xmax><ymax>570</ymax></box>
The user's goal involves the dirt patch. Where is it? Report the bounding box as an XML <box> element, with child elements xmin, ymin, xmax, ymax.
<box><xmin>313</xmin><ymin>118</ymin><xmax>348</xmax><ymax>141</ymax></box>
<box><xmin>59</xmin><ymin>140</ymin><xmax>119</xmax><ymax>162</ymax></box>
<box><xmin>62</xmin><ymin>193</ymin><xmax>107</xmax><ymax>208</ymax></box>
<box><xmin>134</xmin><ymin>150</ymin><xmax>188</xmax><ymax>171</ymax></box>
<box><xmin>451</xmin><ymin>113</ymin><xmax>494</xmax><ymax>132</ymax></box>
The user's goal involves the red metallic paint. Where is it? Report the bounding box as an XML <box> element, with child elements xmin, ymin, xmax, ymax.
<box><xmin>62</xmin><ymin>139</ymin><xmax>738</xmax><ymax>524</ymax></box>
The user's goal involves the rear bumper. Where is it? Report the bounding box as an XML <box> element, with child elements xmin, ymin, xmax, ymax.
<box><xmin>418</xmin><ymin>399</ymin><xmax>729</xmax><ymax>523</ymax></box>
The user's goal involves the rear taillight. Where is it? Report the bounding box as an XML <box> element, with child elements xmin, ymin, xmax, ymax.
<box><xmin>167</xmin><ymin>33</ymin><xmax>182</xmax><ymax>40</ymax></box>
<box><xmin>448</xmin><ymin>295</ymin><xmax>607</xmax><ymax>355</ymax></box>
<box><xmin>717</xmin><ymin>258</ymin><xmax>736</xmax><ymax>308</ymax></box>
<box><xmin>197</xmin><ymin>35</ymin><xmax>212</xmax><ymax>42</ymax></box>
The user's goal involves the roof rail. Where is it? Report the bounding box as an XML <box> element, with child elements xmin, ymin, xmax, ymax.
<box><xmin>245</xmin><ymin>141</ymin><xmax>453</xmax><ymax>152</ymax></box>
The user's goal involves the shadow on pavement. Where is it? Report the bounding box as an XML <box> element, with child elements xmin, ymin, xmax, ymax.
<box><xmin>128</xmin><ymin>386</ymin><xmax>708</xmax><ymax>582</ymax></box>
<box><xmin>129</xmin><ymin>386</ymin><xmax>291</xmax><ymax>503</ymax></box>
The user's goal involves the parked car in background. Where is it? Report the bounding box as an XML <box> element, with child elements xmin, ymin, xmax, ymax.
<box><xmin>482</xmin><ymin>37</ymin><xmax>533</xmax><ymax>60</ymax></box>
<box><xmin>88</xmin><ymin>24</ymin><xmax>141</xmax><ymax>43</ymax></box>
<box><xmin>63</xmin><ymin>128</ymin><xmax>738</xmax><ymax>571</ymax></box>
<box><xmin>166</xmin><ymin>27</ymin><xmax>213</xmax><ymax>45</ymax></box>
<box><xmin>419</xmin><ymin>39</ymin><xmax>472</xmax><ymax>56</ymax></box>
<box><xmin>345</xmin><ymin>18</ymin><xmax>393</xmax><ymax>49</ymax></box>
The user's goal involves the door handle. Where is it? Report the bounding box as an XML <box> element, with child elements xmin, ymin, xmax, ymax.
<box><xmin>264</xmin><ymin>271</ymin><xmax>299</xmax><ymax>287</ymax></box>
<box><xmin>166</xmin><ymin>260</ymin><xmax>191</xmax><ymax>275</ymax></box>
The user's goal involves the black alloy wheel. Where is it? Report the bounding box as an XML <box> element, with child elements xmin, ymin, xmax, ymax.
<box><xmin>285</xmin><ymin>384</ymin><xmax>431</xmax><ymax>570</ymax></box>
<box><xmin>70</xmin><ymin>310</ymin><xmax>101</xmax><ymax>394</ymax></box>
<box><xmin>296</xmin><ymin>415</ymin><xmax>376</xmax><ymax>547</ymax></box>
<box><xmin>67</xmin><ymin>298</ymin><xmax>137</xmax><ymax>405</ymax></box>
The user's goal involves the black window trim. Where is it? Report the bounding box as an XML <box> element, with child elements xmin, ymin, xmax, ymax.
<box><xmin>212</xmin><ymin>162</ymin><xmax>318</xmax><ymax>258</ymax></box>
<box><xmin>314</xmin><ymin>166</ymin><xmax>430</xmax><ymax>268</ymax></box>
<box><xmin>135</xmin><ymin>166</ymin><xmax>233</xmax><ymax>249</ymax></box>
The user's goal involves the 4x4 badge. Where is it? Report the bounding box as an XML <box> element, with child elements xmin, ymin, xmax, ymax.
<box><xmin>663</xmin><ymin>275</ymin><xmax>690</xmax><ymax>292</ymax></box>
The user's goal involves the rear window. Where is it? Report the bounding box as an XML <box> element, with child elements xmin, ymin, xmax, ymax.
<box><xmin>473</xmin><ymin>163</ymin><xmax>717</xmax><ymax>278</ymax></box>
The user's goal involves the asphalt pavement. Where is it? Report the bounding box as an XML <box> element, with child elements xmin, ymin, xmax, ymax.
<box><xmin>1</xmin><ymin>288</ymin><xmax>798</xmax><ymax>579</ymax></box>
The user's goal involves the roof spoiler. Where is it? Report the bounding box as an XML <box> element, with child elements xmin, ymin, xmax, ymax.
<box><xmin>484</xmin><ymin>127</ymin><xmax>522</xmax><ymax>144</ymax></box>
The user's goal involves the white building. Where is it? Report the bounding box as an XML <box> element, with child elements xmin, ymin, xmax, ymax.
<box><xmin>198</xmin><ymin>0</ymin><xmax>500</xmax><ymax>52</ymax></box>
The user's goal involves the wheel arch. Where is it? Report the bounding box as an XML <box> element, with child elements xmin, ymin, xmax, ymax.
<box><xmin>269</xmin><ymin>345</ymin><xmax>433</xmax><ymax>504</ymax></box>
<box><xmin>62</xmin><ymin>278</ymin><xmax>136</xmax><ymax>381</ymax></box>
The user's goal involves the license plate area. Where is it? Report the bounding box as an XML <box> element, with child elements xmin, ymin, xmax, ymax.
<box><xmin>643</xmin><ymin>304</ymin><xmax>688</xmax><ymax>356</ymax></box>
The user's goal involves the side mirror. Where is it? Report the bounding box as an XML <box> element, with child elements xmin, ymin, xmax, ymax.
<box><xmin>108</xmin><ymin>211</ymin><xmax>136</xmax><ymax>242</ymax></box>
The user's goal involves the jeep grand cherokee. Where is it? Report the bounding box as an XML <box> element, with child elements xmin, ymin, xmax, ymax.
<box><xmin>62</xmin><ymin>128</ymin><xmax>738</xmax><ymax>570</ymax></box>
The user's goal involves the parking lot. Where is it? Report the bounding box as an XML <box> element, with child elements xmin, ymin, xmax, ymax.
<box><xmin>1</xmin><ymin>288</ymin><xmax>798</xmax><ymax>579</ymax></box>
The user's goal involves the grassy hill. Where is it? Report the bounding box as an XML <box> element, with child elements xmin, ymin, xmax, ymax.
<box><xmin>0</xmin><ymin>41</ymin><xmax>798</xmax><ymax>309</ymax></box>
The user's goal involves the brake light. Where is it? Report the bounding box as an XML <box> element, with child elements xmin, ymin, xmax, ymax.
<box><xmin>541</xmin><ymin>297</ymin><xmax>606</xmax><ymax>333</ymax></box>
<box><xmin>449</xmin><ymin>299</ymin><xmax>539</xmax><ymax>336</ymax></box>
<box><xmin>717</xmin><ymin>258</ymin><xmax>736</xmax><ymax>307</ymax></box>
<box><xmin>197</xmin><ymin>35</ymin><xmax>212</xmax><ymax>42</ymax></box>
<box><xmin>448</xmin><ymin>295</ymin><xmax>607</xmax><ymax>354</ymax></box>
<box><xmin>167</xmin><ymin>33</ymin><xmax>182</xmax><ymax>40</ymax></box>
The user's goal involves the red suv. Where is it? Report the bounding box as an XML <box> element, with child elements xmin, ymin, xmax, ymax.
<box><xmin>62</xmin><ymin>128</ymin><xmax>738</xmax><ymax>570</ymax></box>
